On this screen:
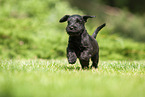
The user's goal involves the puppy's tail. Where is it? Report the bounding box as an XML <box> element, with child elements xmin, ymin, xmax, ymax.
<box><xmin>92</xmin><ymin>23</ymin><xmax>106</xmax><ymax>38</ymax></box>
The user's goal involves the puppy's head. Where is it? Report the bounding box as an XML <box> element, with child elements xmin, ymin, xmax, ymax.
<box><xmin>59</xmin><ymin>15</ymin><xmax>95</xmax><ymax>36</ymax></box>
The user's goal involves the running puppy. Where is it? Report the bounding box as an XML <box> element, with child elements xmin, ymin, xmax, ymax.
<box><xmin>59</xmin><ymin>15</ymin><xmax>105</xmax><ymax>69</ymax></box>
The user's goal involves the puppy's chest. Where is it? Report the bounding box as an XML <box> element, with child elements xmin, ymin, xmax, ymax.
<box><xmin>69</xmin><ymin>38</ymin><xmax>89</xmax><ymax>51</ymax></box>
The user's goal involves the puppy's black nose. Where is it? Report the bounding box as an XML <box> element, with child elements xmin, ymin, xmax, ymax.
<box><xmin>69</xmin><ymin>26</ymin><xmax>74</xmax><ymax>30</ymax></box>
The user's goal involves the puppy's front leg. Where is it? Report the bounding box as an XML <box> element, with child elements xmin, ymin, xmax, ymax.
<box><xmin>80</xmin><ymin>49</ymin><xmax>91</xmax><ymax>60</ymax></box>
<box><xmin>79</xmin><ymin>50</ymin><xmax>91</xmax><ymax>68</ymax></box>
<box><xmin>67</xmin><ymin>47</ymin><xmax>77</xmax><ymax>64</ymax></box>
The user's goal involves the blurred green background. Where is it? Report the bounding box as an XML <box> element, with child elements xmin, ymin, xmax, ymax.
<box><xmin>0</xmin><ymin>0</ymin><xmax>145</xmax><ymax>60</ymax></box>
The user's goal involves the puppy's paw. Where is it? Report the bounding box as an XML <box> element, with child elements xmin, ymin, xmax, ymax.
<box><xmin>68</xmin><ymin>59</ymin><xmax>76</xmax><ymax>64</ymax></box>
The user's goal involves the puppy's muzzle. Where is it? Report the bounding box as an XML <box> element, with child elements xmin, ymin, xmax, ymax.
<box><xmin>69</xmin><ymin>26</ymin><xmax>74</xmax><ymax>30</ymax></box>
<box><xmin>68</xmin><ymin>25</ymin><xmax>77</xmax><ymax>30</ymax></box>
<box><xmin>67</xmin><ymin>25</ymin><xmax>80</xmax><ymax>36</ymax></box>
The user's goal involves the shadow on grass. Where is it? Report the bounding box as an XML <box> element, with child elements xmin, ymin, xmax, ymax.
<box><xmin>63</xmin><ymin>65</ymin><xmax>81</xmax><ymax>70</ymax></box>
<box><xmin>60</xmin><ymin>64</ymin><xmax>94</xmax><ymax>71</ymax></box>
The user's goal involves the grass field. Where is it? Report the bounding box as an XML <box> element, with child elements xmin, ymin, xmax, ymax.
<box><xmin>0</xmin><ymin>59</ymin><xmax>145</xmax><ymax>97</ymax></box>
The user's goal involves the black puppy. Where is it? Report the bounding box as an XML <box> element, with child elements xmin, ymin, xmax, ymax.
<box><xmin>59</xmin><ymin>15</ymin><xmax>105</xmax><ymax>69</ymax></box>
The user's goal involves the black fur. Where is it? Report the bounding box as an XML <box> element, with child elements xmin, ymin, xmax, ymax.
<box><xmin>59</xmin><ymin>14</ymin><xmax>106</xmax><ymax>69</ymax></box>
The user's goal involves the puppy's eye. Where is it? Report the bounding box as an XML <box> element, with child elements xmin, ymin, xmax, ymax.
<box><xmin>76</xmin><ymin>19</ymin><xmax>80</xmax><ymax>23</ymax></box>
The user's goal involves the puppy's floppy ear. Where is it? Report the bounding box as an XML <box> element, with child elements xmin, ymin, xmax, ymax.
<box><xmin>59</xmin><ymin>15</ymin><xmax>70</xmax><ymax>23</ymax></box>
<box><xmin>82</xmin><ymin>15</ymin><xmax>96</xmax><ymax>22</ymax></box>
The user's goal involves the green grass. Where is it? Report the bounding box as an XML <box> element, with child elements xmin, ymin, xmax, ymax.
<box><xmin>0</xmin><ymin>59</ymin><xmax>145</xmax><ymax>97</ymax></box>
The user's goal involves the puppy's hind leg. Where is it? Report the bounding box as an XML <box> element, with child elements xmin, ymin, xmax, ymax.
<box><xmin>91</xmin><ymin>53</ymin><xmax>99</xmax><ymax>68</ymax></box>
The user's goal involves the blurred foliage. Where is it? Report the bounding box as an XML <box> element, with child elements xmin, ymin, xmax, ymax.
<box><xmin>107</xmin><ymin>10</ymin><xmax>145</xmax><ymax>42</ymax></box>
<box><xmin>0</xmin><ymin>0</ymin><xmax>82</xmax><ymax>59</ymax></box>
<box><xmin>103</xmin><ymin>0</ymin><xmax>145</xmax><ymax>14</ymax></box>
<box><xmin>67</xmin><ymin>0</ymin><xmax>145</xmax><ymax>14</ymax></box>
<box><xmin>0</xmin><ymin>0</ymin><xmax>145</xmax><ymax>60</ymax></box>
